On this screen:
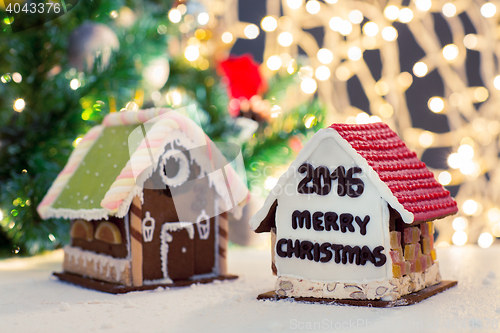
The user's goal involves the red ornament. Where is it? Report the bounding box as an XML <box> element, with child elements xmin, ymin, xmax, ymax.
<box><xmin>289</xmin><ymin>136</ymin><xmax>303</xmax><ymax>153</ymax></box>
<box><xmin>219</xmin><ymin>54</ymin><xmax>267</xmax><ymax>100</ymax></box>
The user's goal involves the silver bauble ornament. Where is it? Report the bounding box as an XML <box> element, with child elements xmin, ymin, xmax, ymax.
<box><xmin>68</xmin><ymin>22</ymin><xmax>119</xmax><ymax>72</ymax></box>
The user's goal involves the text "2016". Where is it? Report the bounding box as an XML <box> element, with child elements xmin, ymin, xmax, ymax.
<box><xmin>297</xmin><ymin>163</ymin><xmax>364</xmax><ymax>198</ymax></box>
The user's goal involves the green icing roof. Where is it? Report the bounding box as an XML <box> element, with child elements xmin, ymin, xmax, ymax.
<box><xmin>52</xmin><ymin>125</ymin><xmax>140</xmax><ymax>210</ymax></box>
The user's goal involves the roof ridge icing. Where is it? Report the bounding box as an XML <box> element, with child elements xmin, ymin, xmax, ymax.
<box><xmin>102</xmin><ymin>108</ymin><xmax>171</xmax><ymax>127</ymax></box>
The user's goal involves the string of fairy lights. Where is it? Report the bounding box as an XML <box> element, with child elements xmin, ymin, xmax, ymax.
<box><xmin>4</xmin><ymin>0</ymin><xmax>500</xmax><ymax>248</ymax></box>
<box><xmin>191</xmin><ymin>0</ymin><xmax>500</xmax><ymax>248</ymax></box>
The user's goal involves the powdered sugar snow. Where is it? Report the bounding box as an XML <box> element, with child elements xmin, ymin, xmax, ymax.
<box><xmin>0</xmin><ymin>246</ymin><xmax>498</xmax><ymax>333</ymax></box>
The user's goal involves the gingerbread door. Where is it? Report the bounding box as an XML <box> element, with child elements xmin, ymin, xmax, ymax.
<box><xmin>160</xmin><ymin>215</ymin><xmax>217</xmax><ymax>280</ymax></box>
<box><xmin>161</xmin><ymin>223</ymin><xmax>195</xmax><ymax>280</ymax></box>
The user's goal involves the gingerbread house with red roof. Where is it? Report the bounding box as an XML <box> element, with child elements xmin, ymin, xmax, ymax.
<box><xmin>250</xmin><ymin>122</ymin><xmax>457</xmax><ymax>301</ymax></box>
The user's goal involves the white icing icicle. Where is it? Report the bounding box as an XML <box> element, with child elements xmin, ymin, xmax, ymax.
<box><xmin>162</xmin><ymin>221</ymin><xmax>195</xmax><ymax>239</ymax></box>
<box><xmin>63</xmin><ymin>245</ymin><xmax>130</xmax><ymax>282</ymax></box>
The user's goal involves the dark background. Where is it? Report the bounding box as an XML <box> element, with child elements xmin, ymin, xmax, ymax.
<box><xmin>232</xmin><ymin>0</ymin><xmax>483</xmax><ymax>196</ymax></box>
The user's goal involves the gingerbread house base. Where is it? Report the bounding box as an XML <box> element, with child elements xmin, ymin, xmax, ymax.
<box><xmin>257</xmin><ymin>280</ymin><xmax>457</xmax><ymax>307</ymax></box>
<box><xmin>53</xmin><ymin>272</ymin><xmax>238</xmax><ymax>294</ymax></box>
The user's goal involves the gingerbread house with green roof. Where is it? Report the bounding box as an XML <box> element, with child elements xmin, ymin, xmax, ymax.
<box><xmin>38</xmin><ymin>108</ymin><xmax>248</xmax><ymax>292</ymax></box>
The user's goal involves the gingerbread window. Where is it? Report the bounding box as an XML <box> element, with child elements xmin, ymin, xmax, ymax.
<box><xmin>70</xmin><ymin>219</ymin><xmax>94</xmax><ymax>241</ymax></box>
<box><xmin>95</xmin><ymin>221</ymin><xmax>122</xmax><ymax>244</ymax></box>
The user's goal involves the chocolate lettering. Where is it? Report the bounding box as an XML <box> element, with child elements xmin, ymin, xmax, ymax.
<box><xmin>339</xmin><ymin>213</ymin><xmax>355</xmax><ymax>233</ymax></box>
<box><xmin>290</xmin><ymin>211</ymin><xmax>370</xmax><ymax>235</ymax></box>
<box><xmin>313</xmin><ymin>166</ymin><xmax>331</xmax><ymax>195</ymax></box>
<box><xmin>313</xmin><ymin>242</ymin><xmax>321</xmax><ymax>262</ymax></box>
<box><xmin>300</xmin><ymin>241</ymin><xmax>314</xmax><ymax>260</ymax></box>
<box><xmin>297</xmin><ymin>163</ymin><xmax>314</xmax><ymax>194</ymax></box>
<box><xmin>276</xmin><ymin>238</ymin><xmax>287</xmax><ymax>258</ymax></box>
<box><xmin>331</xmin><ymin>244</ymin><xmax>343</xmax><ymax>264</ymax></box>
<box><xmin>275</xmin><ymin>238</ymin><xmax>386</xmax><ymax>268</ymax></box>
<box><xmin>331</xmin><ymin>165</ymin><xmax>347</xmax><ymax>196</ymax></box>
<box><xmin>373</xmin><ymin>246</ymin><xmax>387</xmax><ymax>267</ymax></box>
<box><xmin>292</xmin><ymin>210</ymin><xmax>311</xmax><ymax>229</ymax></box>
<box><xmin>319</xmin><ymin>242</ymin><xmax>332</xmax><ymax>263</ymax></box>
<box><xmin>287</xmin><ymin>239</ymin><xmax>301</xmax><ymax>258</ymax></box>
<box><xmin>297</xmin><ymin>164</ymin><xmax>365</xmax><ymax>198</ymax></box>
<box><xmin>355</xmin><ymin>216</ymin><xmax>370</xmax><ymax>236</ymax></box>
<box><xmin>342</xmin><ymin>245</ymin><xmax>361</xmax><ymax>265</ymax></box>
<box><xmin>312</xmin><ymin>212</ymin><xmax>324</xmax><ymax>231</ymax></box>
<box><xmin>360</xmin><ymin>245</ymin><xmax>375</xmax><ymax>265</ymax></box>
<box><xmin>346</xmin><ymin>167</ymin><xmax>364</xmax><ymax>197</ymax></box>
<box><xmin>324</xmin><ymin>212</ymin><xmax>339</xmax><ymax>231</ymax></box>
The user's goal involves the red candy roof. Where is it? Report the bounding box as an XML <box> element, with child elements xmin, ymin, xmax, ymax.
<box><xmin>330</xmin><ymin>122</ymin><xmax>458</xmax><ymax>223</ymax></box>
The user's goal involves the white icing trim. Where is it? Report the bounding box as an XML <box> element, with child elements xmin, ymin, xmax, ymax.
<box><xmin>159</xmin><ymin>149</ymin><xmax>190</xmax><ymax>187</ymax></box>
<box><xmin>162</xmin><ymin>222</ymin><xmax>195</xmax><ymax>239</ymax></box>
<box><xmin>213</xmin><ymin>199</ymin><xmax>220</xmax><ymax>275</ymax></box>
<box><xmin>191</xmin><ymin>272</ymin><xmax>218</xmax><ymax>280</ymax></box>
<box><xmin>63</xmin><ymin>245</ymin><xmax>130</xmax><ymax>282</ymax></box>
<box><xmin>160</xmin><ymin>223</ymin><xmax>171</xmax><ymax>280</ymax></box>
<box><xmin>115</xmin><ymin>185</ymin><xmax>143</xmax><ymax>218</ymax></box>
<box><xmin>381</xmin><ymin>200</ymin><xmax>393</xmax><ymax>280</ymax></box>
<box><xmin>124</xmin><ymin>213</ymin><xmax>131</xmax><ymax>260</ymax></box>
<box><xmin>143</xmin><ymin>278</ymin><xmax>174</xmax><ymax>285</ymax></box>
<box><xmin>250</xmin><ymin>128</ymin><xmax>414</xmax><ymax>231</ymax></box>
<box><xmin>42</xmin><ymin>207</ymin><xmax>109</xmax><ymax>221</ymax></box>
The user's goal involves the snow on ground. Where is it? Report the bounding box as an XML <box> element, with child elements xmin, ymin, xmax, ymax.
<box><xmin>1</xmin><ymin>246</ymin><xmax>500</xmax><ymax>333</ymax></box>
